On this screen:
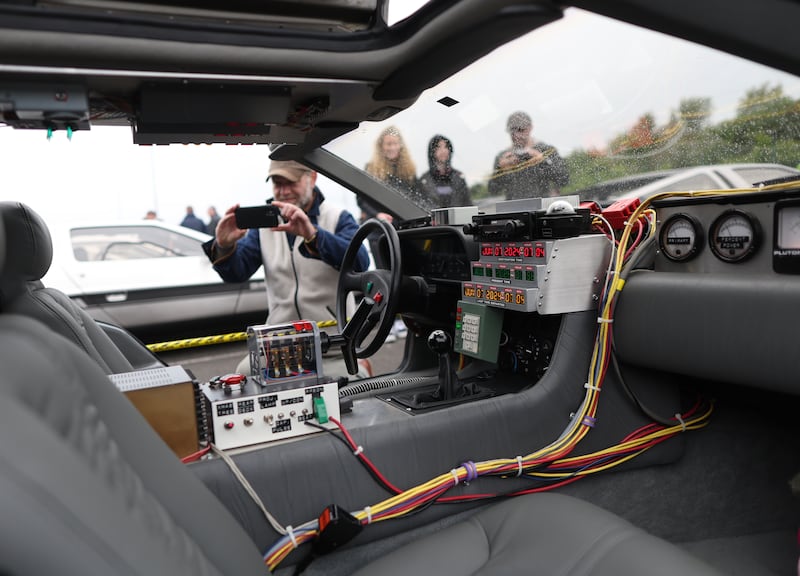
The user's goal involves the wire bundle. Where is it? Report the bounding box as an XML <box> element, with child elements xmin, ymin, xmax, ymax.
<box><xmin>264</xmin><ymin>184</ymin><xmax>800</xmax><ymax>570</ymax></box>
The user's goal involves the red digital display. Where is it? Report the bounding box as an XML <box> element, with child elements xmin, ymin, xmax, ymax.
<box><xmin>501</xmin><ymin>245</ymin><xmax>535</xmax><ymax>258</ymax></box>
<box><xmin>481</xmin><ymin>242</ymin><xmax>545</xmax><ymax>260</ymax></box>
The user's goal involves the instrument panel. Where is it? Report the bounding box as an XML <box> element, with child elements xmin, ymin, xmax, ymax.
<box><xmin>399</xmin><ymin>228</ymin><xmax>475</xmax><ymax>281</ymax></box>
<box><xmin>653</xmin><ymin>189</ymin><xmax>800</xmax><ymax>274</ymax></box>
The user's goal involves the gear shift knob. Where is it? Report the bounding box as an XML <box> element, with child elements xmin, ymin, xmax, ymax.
<box><xmin>427</xmin><ymin>330</ymin><xmax>451</xmax><ymax>354</ymax></box>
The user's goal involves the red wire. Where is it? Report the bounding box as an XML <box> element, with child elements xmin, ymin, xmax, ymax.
<box><xmin>329</xmin><ymin>416</ymin><xmax>403</xmax><ymax>494</ymax></box>
<box><xmin>181</xmin><ymin>445</ymin><xmax>211</xmax><ymax>463</ymax></box>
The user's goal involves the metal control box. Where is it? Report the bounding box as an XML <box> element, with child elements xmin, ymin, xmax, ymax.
<box><xmin>461</xmin><ymin>234</ymin><xmax>610</xmax><ymax>314</ymax></box>
<box><xmin>202</xmin><ymin>377</ymin><xmax>339</xmax><ymax>450</ymax></box>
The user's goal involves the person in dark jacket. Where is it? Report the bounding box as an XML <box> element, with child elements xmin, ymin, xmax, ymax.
<box><xmin>180</xmin><ymin>206</ymin><xmax>206</xmax><ymax>232</ymax></box>
<box><xmin>488</xmin><ymin>111</ymin><xmax>569</xmax><ymax>199</ymax></box>
<box><xmin>418</xmin><ymin>134</ymin><xmax>472</xmax><ymax>208</ymax></box>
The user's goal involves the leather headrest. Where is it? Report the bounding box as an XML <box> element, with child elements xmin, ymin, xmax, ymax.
<box><xmin>0</xmin><ymin>201</ymin><xmax>53</xmax><ymax>285</ymax></box>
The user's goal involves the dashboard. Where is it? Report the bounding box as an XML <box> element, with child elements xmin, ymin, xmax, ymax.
<box><xmin>654</xmin><ymin>189</ymin><xmax>800</xmax><ymax>274</ymax></box>
<box><xmin>614</xmin><ymin>185</ymin><xmax>800</xmax><ymax>396</ymax></box>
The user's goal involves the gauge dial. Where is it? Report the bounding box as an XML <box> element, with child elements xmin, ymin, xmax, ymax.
<box><xmin>659</xmin><ymin>214</ymin><xmax>702</xmax><ymax>262</ymax></box>
<box><xmin>709</xmin><ymin>210</ymin><xmax>759</xmax><ymax>263</ymax></box>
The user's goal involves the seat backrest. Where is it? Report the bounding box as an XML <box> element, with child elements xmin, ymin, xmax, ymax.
<box><xmin>0</xmin><ymin>313</ymin><xmax>267</xmax><ymax>575</ymax></box>
<box><xmin>0</xmin><ymin>201</ymin><xmax>134</xmax><ymax>374</ymax></box>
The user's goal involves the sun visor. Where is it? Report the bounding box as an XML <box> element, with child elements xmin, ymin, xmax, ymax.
<box><xmin>133</xmin><ymin>83</ymin><xmax>291</xmax><ymax>145</ymax></box>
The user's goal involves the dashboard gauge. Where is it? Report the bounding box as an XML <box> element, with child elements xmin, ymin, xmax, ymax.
<box><xmin>659</xmin><ymin>214</ymin><xmax>702</xmax><ymax>262</ymax></box>
<box><xmin>709</xmin><ymin>209</ymin><xmax>759</xmax><ymax>263</ymax></box>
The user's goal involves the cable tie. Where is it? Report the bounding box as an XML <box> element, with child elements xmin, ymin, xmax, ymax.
<box><xmin>450</xmin><ymin>468</ymin><xmax>460</xmax><ymax>487</ymax></box>
<box><xmin>363</xmin><ymin>506</ymin><xmax>372</xmax><ymax>525</ymax></box>
<box><xmin>286</xmin><ymin>525</ymin><xmax>298</xmax><ymax>549</ymax></box>
<box><xmin>353</xmin><ymin>445</ymin><xmax>364</xmax><ymax>456</ymax></box>
<box><xmin>461</xmin><ymin>461</ymin><xmax>477</xmax><ymax>483</ymax></box>
<box><xmin>584</xmin><ymin>382</ymin><xmax>600</xmax><ymax>391</ymax></box>
<box><xmin>516</xmin><ymin>455</ymin><xmax>523</xmax><ymax>477</ymax></box>
<box><xmin>596</xmin><ymin>317</ymin><xmax>613</xmax><ymax>324</ymax></box>
<box><xmin>674</xmin><ymin>413</ymin><xmax>687</xmax><ymax>432</ymax></box>
<box><xmin>582</xmin><ymin>415</ymin><xmax>597</xmax><ymax>428</ymax></box>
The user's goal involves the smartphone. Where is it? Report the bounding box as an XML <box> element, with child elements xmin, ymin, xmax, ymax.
<box><xmin>234</xmin><ymin>204</ymin><xmax>282</xmax><ymax>229</ymax></box>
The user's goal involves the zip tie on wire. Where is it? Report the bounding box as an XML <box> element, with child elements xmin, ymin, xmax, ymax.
<box><xmin>363</xmin><ymin>506</ymin><xmax>372</xmax><ymax>525</ymax></box>
<box><xmin>582</xmin><ymin>415</ymin><xmax>597</xmax><ymax>428</ymax></box>
<box><xmin>461</xmin><ymin>461</ymin><xmax>478</xmax><ymax>483</ymax></box>
<box><xmin>286</xmin><ymin>525</ymin><xmax>298</xmax><ymax>549</ymax></box>
<box><xmin>674</xmin><ymin>413</ymin><xmax>687</xmax><ymax>432</ymax></box>
<box><xmin>450</xmin><ymin>468</ymin><xmax>460</xmax><ymax>487</ymax></box>
<box><xmin>597</xmin><ymin>317</ymin><xmax>614</xmax><ymax>324</ymax></box>
<box><xmin>516</xmin><ymin>455</ymin><xmax>524</xmax><ymax>477</ymax></box>
<box><xmin>584</xmin><ymin>382</ymin><xmax>601</xmax><ymax>391</ymax></box>
<box><xmin>353</xmin><ymin>445</ymin><xmax>364</xmax><ymax>456</ymax></box>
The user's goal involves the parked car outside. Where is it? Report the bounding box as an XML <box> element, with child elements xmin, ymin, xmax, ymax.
<box><xmin>577</xmin><ymin>163</ymin><xmax>800</xmax><ymax>205</ymax></box>
<box><xmin>42</xmin><ymin>220</ymin><xmax>267</xmax><ymax>342</ymax></box>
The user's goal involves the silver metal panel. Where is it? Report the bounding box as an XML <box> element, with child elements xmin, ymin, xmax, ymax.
<box><xmin>655</xmin><ymin>199</ymin><xmax>775</xmax><ymax>274</ymax></box>
<box><xmin>537</xmin><ymin>234</ymin><xmax>611</xmax><ymax>315</ymax></box>
<box><xmin>431</xmin><ymin>206</ymin><xmax>480</xmax><ymax>226</ymax></box>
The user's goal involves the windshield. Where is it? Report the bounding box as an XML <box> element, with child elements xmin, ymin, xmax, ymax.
<box><xmin>327</xmin><ymin>7</ymin><xmax>800</xmax><ymax>212</ymax></box>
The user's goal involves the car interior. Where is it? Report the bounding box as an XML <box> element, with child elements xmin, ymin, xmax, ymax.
<box><xmin>1</xmin><ymin>1</ymin><xmax>800</xmax><ymax>575</ymax></box>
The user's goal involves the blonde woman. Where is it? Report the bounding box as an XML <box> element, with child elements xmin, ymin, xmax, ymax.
<box><xmin>359</xmin><ymin>125</ymin><xmax>419</xmax><ymax>223</ymax></box>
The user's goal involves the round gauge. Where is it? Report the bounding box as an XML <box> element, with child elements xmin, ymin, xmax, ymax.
<box><xmin>659</xmin><ymin>214</ymin><xmax>702</xmax><ymax>262</ymax></box>
<box><xmin>709</xmin><ymin>209</ymin><xmax>759</xmax><ymax>263</ymax></box>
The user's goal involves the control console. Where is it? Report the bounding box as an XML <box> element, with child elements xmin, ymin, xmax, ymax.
<box><xmin>460</xmin><ymin>196</ymin><xmax>610</xmax><ymax>314</ymax></box>
<box><xmin>202</xmin><ymin>320</ymin><xmax>340</xmax><ymax>450</ymax></box>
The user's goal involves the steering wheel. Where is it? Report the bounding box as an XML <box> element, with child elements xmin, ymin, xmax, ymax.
<box><xmin>336</xmin><ymin>218</ymin><xmax>402</xmax><ymax>359</ymax></box>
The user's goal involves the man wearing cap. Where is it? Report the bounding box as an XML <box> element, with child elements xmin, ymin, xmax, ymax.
<box><xmin>488</xmin><ymin>111</ymin><xmax>569</xmax><ymax>199</ymax></box>
<box><xmin>203</xmin><ymin>159</ymin><xmax>369</xmax><ymax>375</ymax></box>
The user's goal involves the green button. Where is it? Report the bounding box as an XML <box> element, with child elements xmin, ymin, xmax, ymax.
<box><xmin>366</xmin><ymin>281</ymin><xmax>373</xmax><ymax>294</ymax></box>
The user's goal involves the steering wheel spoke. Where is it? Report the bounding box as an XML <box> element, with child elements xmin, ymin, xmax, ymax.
<box><xmin>340</xmin><ymin>269</ymin><xmax>366</xmax><ymax>293</ymax></box>
<box><xmin>336</xmin><ymin>218</ymin><xmax>402</xmax><ymax>360</ymax></box>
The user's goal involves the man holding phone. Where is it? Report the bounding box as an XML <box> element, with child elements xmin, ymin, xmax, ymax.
<box><xmin>203</xmin><ymin>159</ymin><xmax>370</xmax><ymax>376</ymax></box>
<box><xmin>488</xmin><ymin>111</ymin><xmax>569</xmax><ymax>200</ymax></box>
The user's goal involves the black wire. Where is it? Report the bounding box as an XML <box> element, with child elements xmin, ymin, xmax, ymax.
<box><xmin>609</xmin><ymin>350</ymin><xmax>676</xmax><ymax>426</ymax></box>
<box><xmin>303</xmin><ymin>421</ymin><xmax>399</xmax><ymax>495</ymax></box>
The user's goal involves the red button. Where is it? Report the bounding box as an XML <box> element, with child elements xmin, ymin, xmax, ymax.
<box><xmin>374</xmin><ymin>292</ymin><xmax>383</xmax><ymax>303</ymax></box>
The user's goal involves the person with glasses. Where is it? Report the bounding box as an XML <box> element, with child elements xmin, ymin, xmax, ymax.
<box><xmin>488</xmin><ymin>111</ymin><xmax>569</xmax><ymax>200</ymax></box>
<box><xmin>204</xmin><ymin>159</ymin><xmax>370</xmax><ymax>378</ymax></box>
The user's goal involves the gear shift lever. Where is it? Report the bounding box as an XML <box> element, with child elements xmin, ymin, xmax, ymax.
<box><xmin>428</xmin><ymin>329</ymin><xmax>457</xmax><ymax>400</ymax></box>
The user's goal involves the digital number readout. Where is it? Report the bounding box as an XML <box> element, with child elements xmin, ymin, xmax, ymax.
<box><xmin>480</xmin><ymin>243</ymin><xmax>544</xmax><ymax>259</ymax></box>
<box><xmin>463</xmin><ymin>285</ymin><xmax>526</xmax><ymax>305</ymax></box>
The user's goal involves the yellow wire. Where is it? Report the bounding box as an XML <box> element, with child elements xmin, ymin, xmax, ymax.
<box><xmin>145</xmin><ymin>318</ymin><xmax>339</xmax><ymax>353</ymax></box>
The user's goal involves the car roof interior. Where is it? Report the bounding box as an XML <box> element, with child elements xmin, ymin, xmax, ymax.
<box><xmin>0</xmin><ymin>0</ymin><xmax>798</xmax><ymax>154</ymax></box>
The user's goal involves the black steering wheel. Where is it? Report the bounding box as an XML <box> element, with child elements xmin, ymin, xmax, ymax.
<box><xmin>336</xmin><ymin>218</ymin><xmax>402</xmax><ymax>358</ymax></box>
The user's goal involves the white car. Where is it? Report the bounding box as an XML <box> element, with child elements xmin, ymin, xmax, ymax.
<box><xmin>582</xmin><ymin>163</ymin><xmax>800</xmax><ymax>205</ymax></box>
<box><xmin>42</xmin><ymin>220</ymin><xmax>267</xmax><ymax>341</ymax></box>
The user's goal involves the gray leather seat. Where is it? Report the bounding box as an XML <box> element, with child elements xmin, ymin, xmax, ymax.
<box><xmin>0</xmin><ymin>201</ymin><xmax>134</xmax><ymax>373</ymax></box>
<box><xmin>0</xmin><ymin>213</ymin><xmax>264</xmax><ymax>574</ymax></box>
<box><xmin>0</xmin><ymin>314</ymin><xmax>268</xmax><ymax>575</ymax></box>
<box><xmin>353</xmin><ymin>492</ymin><xmax>724</xmax><ymax>576</ymax></box>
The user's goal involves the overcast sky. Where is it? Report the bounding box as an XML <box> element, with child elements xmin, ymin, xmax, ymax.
<box><xmin>329</xmin><ymin>8</ymin><xmax>800</xmax><ymax>186</ymax></box>
<box><xmin>2</xmin><ymin>8</ymin><xmax>798</xmax><ymax>229</ymax></box>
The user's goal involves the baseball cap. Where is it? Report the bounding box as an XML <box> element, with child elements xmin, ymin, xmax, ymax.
<box><xmin>506</xmin><ymin>111</ymin><xmax>532</xmax><ymax>132</ymax></box>
<box><xmin>267</xmin><ymin>160</ymin><xmax>311</xmax><ymax>182</ymax></box>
